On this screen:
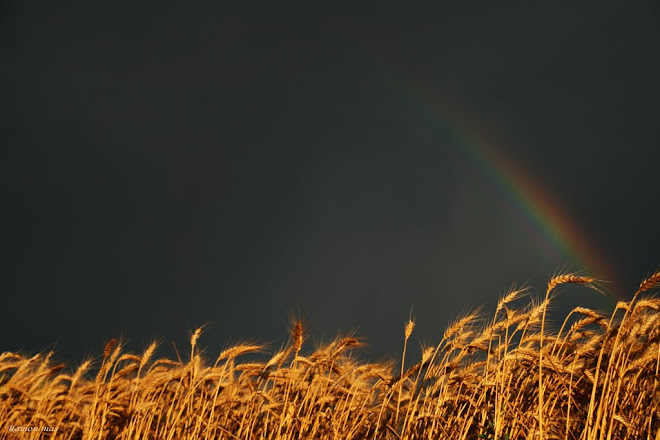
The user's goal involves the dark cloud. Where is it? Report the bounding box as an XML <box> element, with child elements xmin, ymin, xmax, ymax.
<box><xmin>2</xmin><ymin>1</ymin><xmax>659</xmax><ymax>362</ymax></box>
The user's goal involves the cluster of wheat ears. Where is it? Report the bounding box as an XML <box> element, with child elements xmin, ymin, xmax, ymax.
<box><xmin>2</xmin><ymin>271</ymin><xmax>660</xmax><ymax>440</ymax></box>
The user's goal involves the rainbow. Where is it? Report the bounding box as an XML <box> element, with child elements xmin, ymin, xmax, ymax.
<box><xmin>380</xmin><ymin>72</ymin><xmax>620</xmax><ymax>300</ymax></box>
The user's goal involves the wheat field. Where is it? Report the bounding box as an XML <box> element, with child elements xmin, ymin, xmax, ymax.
<box><xmin>2</xmin><ymin>271</ymin><xmax>660</xmax><ymax>439</ymax></box>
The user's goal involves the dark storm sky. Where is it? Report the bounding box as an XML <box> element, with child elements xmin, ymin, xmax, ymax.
<box><xmin>2</xmin><ymin>2</ymin><xmax>659</xmax><ymax>363</ymax></box>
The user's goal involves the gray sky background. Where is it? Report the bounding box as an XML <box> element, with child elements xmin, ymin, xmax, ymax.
<box><xmin>2</xmin><ymin>1</ymin><xmax>659</xmax><ymax>363</ymax></box>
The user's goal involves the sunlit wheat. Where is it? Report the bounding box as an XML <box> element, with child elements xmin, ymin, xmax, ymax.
<box><xmin>2</xmin><ymin>270</ymin><xmax>659</xmax><ymax>439</ymax></box>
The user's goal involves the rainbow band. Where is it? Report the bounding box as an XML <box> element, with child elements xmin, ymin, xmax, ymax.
<box><xmin>384</xmin><ymin>74</ymin><xmax>619</xmax><ymax>301</ymax></box>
